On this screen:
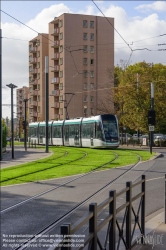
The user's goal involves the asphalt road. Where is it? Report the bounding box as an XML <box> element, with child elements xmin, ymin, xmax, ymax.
<box><xmin>1</xmin><ymin>148</ymin><xmax>166</xmax><ymax>250</ymax></box>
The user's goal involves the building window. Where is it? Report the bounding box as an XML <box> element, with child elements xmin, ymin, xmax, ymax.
<box><xmin>84</xmin><ymin>107</ymin><xmax>87</xmax><ymax>115</ymax></box>
<box><xmin>90</xmin><ymin>83</ymin><xmax>94</xmax><ymax>89</ymax></box>
<box><xmin>83</xmin><ymin>33</ymin><xmax>87</xmax><ymax>40</ymax></box>
<box><xmin>84</xmin><ymin>96</ymin><xmax>87</xmax><ymax>102</ymax></box>
<box><xmin>59</xmin><ymin>58</ymin><xmax>63</xmax><ymax>65</ymax></box>
<box><xmin>59</xmin><ymin>95</ymin><xmax>63</xmax><ymax>102</ymax></box>
<box><xmin>59</xmin><ymin>32</ymin><xmax>63</xmax><ymax>40</ymax></box>
<box><xmin>37</xmin><ymin>51</ymin><xmax>40</xmax><ymax>57</ymax></box>
<box><xmin>59</xmin><ymin>46</ymin><xmax>63</xmax><ymax>52</ymax></box>
<box><xmin>90</xmin><ymin>46</ymin><xmax>94</xmax><ymax>53</ymax></box>
<box><xmin>83</xmin><ymin>20</ymin><xmax>88</xmax><ymax>28</ymax></box>
<box><xmin>90</xmin><ymin>96</ymin><xmax>94</xmax><ymax>102</ymax></box>
<box><xmin>83</xmin><ymin>83</ymin><xmax>87</xmax><ymax>90</ymax></box>
<box><xmin>90</xmin><ymin>21</ymin><xmax>94</xmax><ymax>28</ymax></box>
<box><xmin>60</xmin><ymin>108</ymin><xmax>63</xmax><ymax>115</ymax></box>
<box><xmin>90</xmin><ymin>71</ymin><xmax>94</xmax><ymax>77</ymax></box>
<box><xmin>37</xmin><ymin>106</ymin><xmax>40</xmax><ymax>113</ymax></box>
<box><xmin>59</xmin><ymin>83</ymin><xmax>63</xmax><ymax>90</ymax></box>
<box><xmin>84</xmin><ymin>71</ymin><xmax>88</xmax><ymax>78</ymax></box>
<box><xmin>37</xmin><ymin>73</ymin><xmax>40</xmax><ymax>79</ymax></box>
<box><xmin>59</xmin><ymin>71</ymin><xmax>63</xmax><ymax>78</ymax></box>
<box><xmin>91</xmin><ymin>108</ymin><xmax>94</xmax><ymax>115</ymax></box>
<box><xmin>83</xmin><ymin>45</ymin><xmax>88</xmax><ymax>53</ymax></box>
<box><xmin>59</xmin><ymin>20</ymin><xmax>63</xmax><ymax>27</ymax></box>
<box><xmin>38</xmin><ymin>84</ymin><xmax>40</xmax><ymax>90</ymax></box>
<box><xmin>83</xmin><ymin>58</ymin><xmax>88</xmax><ymax>65</ymax></box>
<box><xmin>37</xmin><ymin>62</ymin><xmax>40</xmax><ymax>69</ymax></box>
<box><xmin>90</xmin><ymin>33</ymin><xmax>94</xmax><ymax>40</ymax></box>
<box><xmin>38</xmin><ymin>95</ymin><xmax>40</xmax><ymax>101</ymax></box>
<box><xmin>90</xmin><ymin>59</ymin><xmax>94</xmax><ymax>65</ymax></box>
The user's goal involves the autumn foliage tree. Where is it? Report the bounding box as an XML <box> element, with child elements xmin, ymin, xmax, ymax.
<box><xmin>108</xmin><ymin>61</ymin><xmax>166</xmax><ymax>134</ymax></box>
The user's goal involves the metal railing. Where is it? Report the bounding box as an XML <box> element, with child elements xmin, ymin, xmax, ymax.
<box><xmin>50</xmin><ymin>175</ymin><xmax>146</xmax><ymax>250</ymax></box>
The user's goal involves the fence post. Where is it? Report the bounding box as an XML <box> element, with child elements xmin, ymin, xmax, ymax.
<box><xmin>126</xmin><ymin>181</ymin><xmax>132</xmax><ymax>250</ymax></box>
<box><xmin>61</xmin><ymin>223</ymin><xmax>71</xmax><ymax>250</ymax></box>
<box><xmin>109</xmin><ymin>190</ymin><xmax>116</xmax><ymax>250</ymax></box>
<box><xmin>141</xmin><ymin>175</ymin><xmax>146</xmax><ymax>243</ymax></box>
<box><xmin>89</xmin><ymin>203</ymin><xmax>97</xmax><ymax>250</ymax></box>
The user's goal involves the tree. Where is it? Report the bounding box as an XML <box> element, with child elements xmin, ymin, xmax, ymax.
<box><xmin>106</xmin><ymin>61</ymin><xmax>166</xmax><ymax>134</ymax></box>
<box><xmin>2</xmin><ymin>119</ymin><xmax>7</xmax><ymax>147</ymax></box>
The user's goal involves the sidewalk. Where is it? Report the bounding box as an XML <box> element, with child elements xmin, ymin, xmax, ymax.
<box><xmin>0</xmin><ymin>145</ymin><xmax>53</xmax><ymax>168</ymax></box>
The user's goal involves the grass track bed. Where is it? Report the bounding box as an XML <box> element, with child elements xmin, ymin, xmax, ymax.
<box><xmin>0</xmin><ymin>147</ymin><xmax>155</xmax><ymax>186</ymax></box>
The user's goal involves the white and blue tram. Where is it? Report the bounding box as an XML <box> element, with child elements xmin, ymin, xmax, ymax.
<box><xmin>28</xmin><ymin>114</ymin><xmax>119</xmax><ymax>148</ymax></box>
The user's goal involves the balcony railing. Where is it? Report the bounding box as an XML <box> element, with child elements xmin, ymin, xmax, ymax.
<box><xmin>53</xmin><ymin>114</ymin><xmax>60</xmax><ymax>120</ymax></box>
<box><xmin>30</xmin><ymin>90</ymin><xmax>38</xmax><ymax>96</ymax></box>
<box><xmin>29</xmin><ymin>57</ymin><xmax>37</xmax><ymax>63</ymax></box>
<box><xmin>51</xmin><ymin>41</ymin><xmax>60</xmax><ymax>47</ymax></box>
<box><xmin>29</xmin><ymin>47</ymin><xmax>37</xmax><ymax>53</ymax></box>
<box><xmin>51</xmin><ymin>77</ymin><xmax>60</xmax><ymax>84</ymax></box>
<box><xmin>51</xmin><ymin>28</ymin><xmax>60</xmax><ymax>35</ymax></box>
<box><xmin>51</xmin><ymin>102</ymin><xmax>60</xmax><ymax>108</ymax></box>
<box><xmin>51</xmin><ymin>53</ymin><xmax>60</xmax><ymax>59</ymax></box>
<box><xmin>51</xmin><ymin>65</ymin><xmax>60</xmax><ymax>71</ymax></box>
<box><xmin>29</xmin><ymin>68</ymin><xmax>37</xmax><ymax>74</ymax></box>
<box><xmin>30</xmin><ymin>112</ymin><xmax>37</xmax><ymax>117</ymax></box>
<box><xmin>52</xmin><ymin>89</ymin><xmax>60</xmax><ymax>96</ymax></box>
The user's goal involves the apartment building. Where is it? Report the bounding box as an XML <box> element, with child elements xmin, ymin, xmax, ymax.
<box><xmin>16</xmin><ymin>86</ymin><xmax>29</xmax><ymax>137</ymax></box>
<box><xmin>49</xmin><ymin>13</ymin><xmax>114</xmax><ymax>120</ymax></box>
<box><xmin>28</xmin><ymin>34</ymin><xmax>49</xmax><ymax>122</ymax></box>
<box><xmin>28</xmin><ymin>13</ymin><xmax>114</xmax><ymax>122</ymax></box>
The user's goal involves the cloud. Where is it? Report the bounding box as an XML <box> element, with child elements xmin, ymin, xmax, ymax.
<box><xmin>2</xmin><ymin>2</ymin><xmax>166</xmax><ymax>118</ymax></box>
<box><xmin>135</xmin><ymin>1</ymin><xmax>166</xmax><ymax>13</ymax></box>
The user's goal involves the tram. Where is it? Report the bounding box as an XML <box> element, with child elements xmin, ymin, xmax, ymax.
<box><xmin>28</xmin><ymin>114</ymin><xmax>119</xmax><ymax>148</ymax></box>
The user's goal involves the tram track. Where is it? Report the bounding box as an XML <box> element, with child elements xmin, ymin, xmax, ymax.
<box><xmin>11</xmin><ymin>152</ymin><xmax>142</xmax><ymax>250</ymax></box>
<box><xmin>1</xmin><ymin>150</ymin><xmax>117</xmax><ymax>214</ymax></box>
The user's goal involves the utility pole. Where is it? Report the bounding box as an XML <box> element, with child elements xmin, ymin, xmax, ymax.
<box><xmin>136</xmin><ymin>73</ymin><xmax>139</xmax><ymax>141</ymax></box>
<box><xmin>6</xmin><ymin>83</ymin><xmax>17</xmax><ymax>159</ymax></box>
<box><xmin>148</xmin><ymin>83</ymin><xmax>155</xmax><ymax>154</ymax></box>
<box><xmin>23</xmin><ymin>99</ymin><xmax>29</xmax><ymax>151</ymax></box>
<box><xmin>45</xmin><ymin>56</ymin><xmax>49</xmax><ymax>153</ymax></box>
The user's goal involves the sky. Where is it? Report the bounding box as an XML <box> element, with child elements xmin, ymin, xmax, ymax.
<box><xmin>1</xmin><ymin>0</ymin><xmax>166</xmax><ymax>119</ymax></box>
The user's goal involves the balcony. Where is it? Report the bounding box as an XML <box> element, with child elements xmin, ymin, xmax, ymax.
<box><xmin>51</xmin><ymin>77</ymin><xmax>60</xmax><ymax>84</ymax></box>
<box><xmin>30</xmin><ymin>90</ymin><xmax>38</xmax><ymax>96</ymax></box>
<box><xmin>53</xmin><ymin>114</ymin><xmax>60</xmax><ymax>120</ymax></box>
<box><xmin>51</xmin><ymin>65</ymin><xmax>60</xmax><ymax>72</ymax></box>
<box><xmin>51</xmin><ymin>41</ymin><xmax>60</xmax><ymax>47</ymax></box>
<box><xmin>30</xmin><ymin>112</ymin><xmax>37</xmax><ymax>117</ymax></box>
<box><xmin>29</xmin><ymin>47</ymin><xmax>37</xmax><ymax>53</ymax></box>
<box><xmin>51</xmin><ymin>102</ymin><xmax>60</xmax><ymax>108</ymax></box>
<box><xmin>51</xmin><ymin>28</ymin><xmax>60</xmax><ymax>35</ymax></box>
<box><xmin>32</xmin><ymin>101</ymin><xmax>38</xmax><ymax>106</ymax></box>
<box><xmin>51</xmin><ymin>53</ymin><xmax>60</xmax><ymax>60</ymax></box>
<box><xmin>52</xmin><ymin>89</ymin><xmax>60</xmax><ymax>96</ymax></box>
<box><xmin>29</xmin><ymin>68</ymin><xmax>37</xmax><ymax>74</ymax></box>
<box><xmin>29</xmin><ymin>57</ymin><xmax>37</xmax><ymax>64</ymax></box>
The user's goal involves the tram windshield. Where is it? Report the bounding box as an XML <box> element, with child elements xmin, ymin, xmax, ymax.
<box><xmin>101</xmin><ymin>114</ymin><xmax>118</xmax><ymax>142</ymax></box>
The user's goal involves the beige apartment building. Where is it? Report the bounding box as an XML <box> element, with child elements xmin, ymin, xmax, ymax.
<box><xmin>16</xmin><ymin>86</ymin><xmax>29</xmax><ymax>136</ymax></box>
<box><xmin>28</xmin><ymin>13</ymin><xmax>114</xmax><ymax>122</ymax></box>
<box><xmin>28</xmin><ymin>34</ymin><xmax>49</xmax><ymax>122</ymax></box>
<box><xmin>49</xmin><ymin>13</ymin><xmax>114</xmax><ymax>120</ymax></box>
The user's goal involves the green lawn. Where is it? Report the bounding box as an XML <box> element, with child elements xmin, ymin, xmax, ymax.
<box><xmin>0</xmin><ymin>147</ymin><xmax>155</xmax><ymax>186</ymax></box>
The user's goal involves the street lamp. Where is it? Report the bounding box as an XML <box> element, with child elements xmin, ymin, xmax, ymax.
<box><xmin>6</xmin><ymin>83</ymin><xmax>17</xmax><ymax>159</ymax></box>
<box><xmin>23</xmin><ymin>98</ymin><xmax>29</xmax><ymax>151</ymax></box>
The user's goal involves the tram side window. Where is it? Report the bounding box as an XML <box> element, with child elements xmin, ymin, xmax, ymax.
<box><xmin>69</xmin><ymin>124</ymin><xmax>75</xmax><ymax>138</ymax></box>
<box><xmin>29</xmin><ymin>127</ymin><xmax>38</xmax><ymax>138</ymax></box>
<box><xmin>74</xmin><ymin>124</ymin><xmax>79</xmax><ymax>139</ymax></box>
<box><xmin>39</xmin><ymin>126</ymin><xmax>45</xmax><ymax>137</ymax></box>
<box><xmin>82</xmin><ymin>123</ymin><xmax>94</xmax><ymax>138</ymax></box>
<box><xmin>53</xmin><ymin>126</ymin><xmax>61</xmax><ymax>138</ymax></box>
<box><xmin>96</xmin><ymin>122</ymin><xmax>103</xmax><ymax>140</ymax></box>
